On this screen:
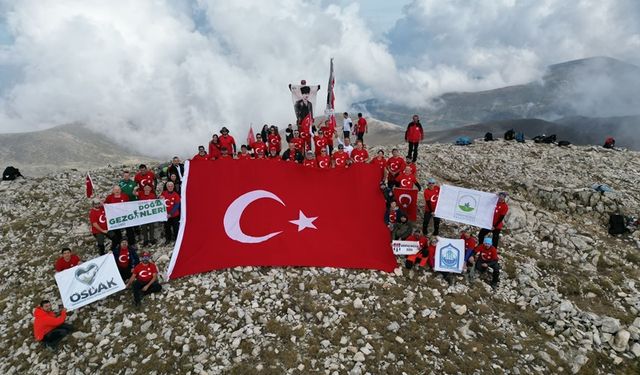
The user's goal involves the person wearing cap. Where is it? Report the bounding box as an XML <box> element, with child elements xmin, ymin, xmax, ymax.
<box><xmin>302</xmin><ymin>151</ymin><xmax>316</xmax><ymax>168</ymax></box>
<box><xmin>386</xmin><ymin>149</ymin><xmax>406</xmax><ymax>188</ymax></box>
<box><xmin>370</xmin><ymin>150</ymin><xmax>387</xmax><ymax>180</ymax></box>
<box><xmin>250</xmin><ymin>133</ymin><xmax>268</xmax><ymax>156</ymax></box>
<box><xmin>237</xmin><ymin>145</ymin><xmax>252</xmax><ymax>160</ymax></box>
<box><xmin>134</xmin><ymin>164</ymin><xmax>157</xmax><ymax>190</ymax></box>
<box><xmin>316</xmin><ymin>148</ymin><xmax>331</xmax><ymax>169</ymax></box>
<box><xmin>392</xmin><ymin>214</ymin><xmax>414</xmax><ymax>240</ymax></box>
<box><xmin>126</xmin><ymin>251</ymin><xmax>162</xmax><ymax>306</ymax></box>
<box><xmin>192</xmin><ymin>145</ymin><xmax>210</xmax><ymax>161</ymax></box>
<box><xmin>473</xmin><ymin>237</ymin><xmax>500</xmax><ymax>288</ymax></box>
<box><xmin>282</xmin><ymin>142</ymin><xmax>303</xmax><ymax>163</ymax></box>
<box><xmin>161</xmin><ymin>181</ymin><xmax>181</xmax><ymax>244</ymax></box>
<box><xmin>337</xmin><ymin>136</ymin><xmax>353</xmax><ymax>157</ymax></box>
<box><xmin>54</xmin><ymin>247</ymin><xmax>81</xmax><ymax>272</ymax></box>
<box><xmin>423</xmin><ymin>178</ymin><xmax>441</xmax><ymax>236</ymax></box>
<box><xmin>113</xmin><ymin>238</ymin><xmax>140</xmax><ymax>282</ymax></box>
<box><xmin>33</xmin><ymin>299</ymin><xmax>74</xmax><ymax>351</ymax></box>
<box><xmin>218</xmin><ymin>127</ymin><xmax>237</xmax><ymax>154</ymax></box>
<box><xmin>478</xmin><ymin>192</ymin><xmax>510</xmax><ymax>248</ymax></box>
<box><xmin>332</xmin><ymin>144</ymin><xmax>349</xmax><ymax>168</ymax></box>
<box><xmin>267</xmin><ymin>147</ymin><xmax>280</xmax><ymax>160</ymax></box>
<box><xmin>350</xmin><ymin>140</ymin><xmax>369</xmax><ymax>164</ymax></box>
<box><xmin>404</xmin><ymin>228</ymin><xmax>429</xmax><ymax>269</ymax></box>
<box><xmin>136</xmin><ymin>184</ymin><xmax>158</xmax><ymax>246</ymax></box>
<box><xmin>89</xmin><ymin>198</ymin><xmax>113</xmax><ymax>255</ymax></box>
<box><xmin>118</xmin><ymin>170</ymin><xmax>137</xmax><ymax>200</ymax></box>
<box><xmin>313</xmin><ymin>129</ymin><xmax>328</xmax><ymax>157</ymax></box>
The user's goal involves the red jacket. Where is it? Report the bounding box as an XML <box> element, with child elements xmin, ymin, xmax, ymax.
<box><xmin>423</xmin><ymin>186</ymin><xmax>440</xmax><ymax>212</ymax></box>
<box><xmin>474</xmin><ymin>244</ymin><xmax>499</xmax><ymax>262</ymax></box>
<box><xmin>405</xmin><ymin>122</ymin><xmax>424</xmax><ymax>142</ymax></box>
<box><xmin>33</xmin><ymin>307</ymin><xmax>66</xmax><ymax>341</ymax></box>
<box><xmin>493</xmin><ymin>202</ymin><xmax>509</xmax><ymax>230</ymax></box>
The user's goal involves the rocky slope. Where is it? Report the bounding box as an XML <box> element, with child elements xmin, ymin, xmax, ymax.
<box><xmin>1</xmin><ymin>140</ymin><xmax>639</xmax><ymax>374</ymax></box>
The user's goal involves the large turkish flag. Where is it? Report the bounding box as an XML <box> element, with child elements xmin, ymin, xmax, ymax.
<box><xmin>167</xmin><ymin>159</ymin><xmax>396</xmax><ymax>279</ymax></box>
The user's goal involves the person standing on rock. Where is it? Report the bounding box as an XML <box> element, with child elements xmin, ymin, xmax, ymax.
<box><xmin>89</xmin><ymin>198</ymin><xmax>113</xmax><ymax>255</ymax></box>
<box><xmin>134</xmin><ymin>164</ymin><xmax>157</xmax><ymax>190</ymax></box>
<box><xmin>218</xmin><ymin>127</ymin><xmax>237</xmax><ymax>155</ymax></box>
<box><xmin>350</xmin><ymin>141</ymin><xmax>369</xmax><ymax>164</ymax></box>
<box><xmin>478</xmin><ymin>192</ymin><xmax>509</xmax><ymax>248</ymax></box>
<box><xmin>422</xmin><ymin>178</ymin><xmax>441</xmax><ymax>236</ymax></box>
<box><xmin>105</xmin><ymin>185</ymin><xmax>136</xmax><ymax>245</ymax></box>
<box><xmin>167</xmin><ymin>157</ymin><xmax>185</xmax><ymax>184</ymax></box>
<box><xmin>161</xmin><ymin>181</ymin><xmax>181</xmax><ymax>245</ymax></box>
<box><xmin>126</xmin><ymin>251</ymin><xmax>162</xmax><ymax>307</ymax></box>
<box><xmin>342</xmin><ymin>112</ymin><xmax>352</xmax><ymax>139</ymax></box>
<box><xmin>370</xmin><ymin>150</ymin><xmax>387</xmax><ymax>181</ymax></box>
<box><xmin>113</xmin><ymin>239</ymin><xmax>140</xmax><ymax>282</ymax></box>
<box><xmin>385</xmin><ymin>148</ymin><xmax>406</xmax><ymax>188</ymax></box>
<box><xmin>355</xmin><ymin>113</ymin><xmax>367</xmax><ymax>143</ymax></box>
<box><xmin>118</xmin><ymin>170</ymin><xmax>137</xmax><ymax>201</ymax></box>
<box><xmin>405</xmin><ymin>115</ymin><xmax>424</xmax><ymax>162</ymax></box>
<box><xmin>473</xmin><ymin>237</ymin><xmax>500</xmax><ymax>288</ymax></box>
<box><xmin>33</xmin><ymin>300</ymin><xmax>74</xmax><ymax>351</ymax></box>
<box><xmin>54</xmin><ymin>247</ymin><xmax>81</xmax><ymax>272</ymax></box>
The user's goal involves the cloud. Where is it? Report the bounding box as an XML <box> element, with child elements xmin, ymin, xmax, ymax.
<box><xmin>0</xmin><ymin>0</ymin><xmax>639</xmax><ymax>158</ymax></box>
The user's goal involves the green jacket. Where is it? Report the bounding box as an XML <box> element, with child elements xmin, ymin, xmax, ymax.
<box><xmin>119</xmin><ymin>179</ymin><xmax>137</xmax><ymax>200</ymax></box>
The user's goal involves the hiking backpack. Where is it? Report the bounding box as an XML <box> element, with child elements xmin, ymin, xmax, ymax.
<box><xmin>542</xmin><ymin>134</ymin><xmax>557</xmax><ymax>144</ymax></box>
<box><xmin>515</xmin><ymin>132</ymin><xmax>525</xmax><ymax>143</ymax></box>
<box><xmin>484</xmin><ymin>132</ymin><xmax>494</xmax><ymax>142</ymax></box>
<box><xmin>455</xmin><ymin>136</ymin><xmax>473</xmax><ymax>146</ymax></box>
<box><xmin>609</xmin><ymin>214</ymin><xmax>628</xmax><ymax>235</ymax></box>
<box><xmin>557</xmin><ymin>140</ymin><xmax>571</xmax><ymax>147</ymax></box>
<box><xmin>2</xmin><ymin>166</ymin><xmax>23</xmax><ymax>181</ymax></box>
<box><xmin>504</xmin><ymin>129</ymin><xmax>515</xmax><ymax>141</ymax></box>
<box><xmin>532</xmin><ymin>135</ymin><xmax>545</xmax><ymax>143</ymax></box>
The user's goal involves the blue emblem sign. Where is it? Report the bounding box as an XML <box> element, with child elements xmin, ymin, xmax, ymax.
<box><xmin>439</xmin><ymin>243</ymin><xmax>461</xmax><ymax>269</ymax></box>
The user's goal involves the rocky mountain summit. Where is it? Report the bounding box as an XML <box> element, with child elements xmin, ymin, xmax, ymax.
<box><xmin>1</xmin><ymin>140</ymin><xmax>639</xmax><ymax>374</ymax></box>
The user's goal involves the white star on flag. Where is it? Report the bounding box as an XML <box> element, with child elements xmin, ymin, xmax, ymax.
<box><xmin>289</xmin><ymin>210</ymin><xmax>317</xmax><ymax>232</ymax></box>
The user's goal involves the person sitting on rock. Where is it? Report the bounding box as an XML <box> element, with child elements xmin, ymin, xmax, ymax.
<box><xmin>460</xmin><ymin>230</ymin><xmax>478</xmax><ymax>274</ymax></box>
<box><xmin>473</xmin><ymin>237</ymin><xmax>500</xmax><ymax>288</ymax></box>
<box><xmin>54</xmin><ymin>247</ymin><xmax>81</xmax><ymax>272</ymax></box>
<box><xmin>113</xmin><ymin>238</ymin><xmax>140</xmax><ymax>282</ymax></box>
<box><xmin>33</xmin><ymin>300</ymin><xmax>74</xmax><ymax>351</ymax></box>
<box><xmin>126</xmin><ymin>251</ymin><xmax>162</xmax><ymax>307</ymax></box>
<box><xmin>404</xmin><ymin>228</ymin><xmax>429</xmax><ymax>269</ymax></box>
<box><xmin>392</xmin><ymin>214</ymin><xmax>414</xmax><ymax>240</ymax></box>
<box><xmin>478</xmin><ymin>192</ymin><xmax>509</xmax><ymax>248</ymax></box>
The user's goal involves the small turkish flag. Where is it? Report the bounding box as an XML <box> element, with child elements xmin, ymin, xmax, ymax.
<box><xmin>327</xmin><ymin>113</ymin><xmax>337</xmax><ymax>131</ymax></box>
<box><xmin>300</xmin><ymin>113</ymin><xmax>312</xmax><ymax>131</ymax></box>
<box><xmin>167</xmin><ymin>159</ymin><xmax>396</xmax><ymax>279</ymax></box>
<box><xmin>247</xmin><ymin>125</ymin><xmax>255</xmax><ymax>146</ymax></box>
<box><xmin>393</xmin><ymin>187</ymin><xmax>418</xmax><ymax>221</ymax></box>
<box><xmin>85</xmin><ymin>173</ymin><xmax>94</xmax><ymax>198</ymax></box>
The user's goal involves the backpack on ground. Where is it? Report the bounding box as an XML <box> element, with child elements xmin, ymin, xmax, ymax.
<box><xmin>533</xmin><ymin>135</ymin><xmax>545</xmax><ymax>143</ymax></box>
<box><xmin>603</xmin><ymin>137</ymin><xmax>615</xmax><ymax>149</ymax></box>
<box><xmin>558</xmin><ymin>140</ymin><xmax>571</xmax><ymax>147</ymax></box>
<box><xmin>484</xmin><ymin>132</ymin><xmax>494</xmax><ymax>141</ymax></box>
<box><xmin>609</xmin><ymin>214</ymin><xmax>628</xmax><ymax>235</ymax></box>
<box><xmin>2</xmin><ymin>166</ymin><xmax>23</xmax><ymax>181</ymax></box>
<box><xmin>515</xmin><ymin>132</ymin><xmax>525</xmax><ymax>143</ymax></box>
<box><xmin>542</xmin><ymin>134</ymin><xmax>557</xmax><ymax>144</ymax></box>
<box><xmin>504</xmin><ymin>129</ymin><xmax>515</xmax><ymax>140</ymax></box>
<box><xmin>455</xmin><ymin>136</ymin><xmax>473</xmax><ymax>146</ymax></box>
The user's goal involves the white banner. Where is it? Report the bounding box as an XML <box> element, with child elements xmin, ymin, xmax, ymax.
<box><xmin>434</xmin><ymin>238</ymin><xmax>466</xmax><ymax>274</ymax></box>
<box><xmin>391</xmin><ymin>240</ymin><xmax>420</xmax><ymax>255</ymax></box>
<box><xmin>434</xmin><ymin>185</ymin><xmax>498</xmax><ymax>229</ymax></box>
<box><xmin>105</xmin><ymin>199</ymin><xmax>167</xmax><ymax>230</ymax></box>
<box><xmin>54</xmin><ymin>254</ymin><xmax>126</xmax><ymax>311</ymax></box>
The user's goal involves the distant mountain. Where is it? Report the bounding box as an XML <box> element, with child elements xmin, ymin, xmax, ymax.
<box><xmin>355</xmin><ymin>57</ymin><xmax>640</xmax><ymax>130</ymax></box>
<box><xmin>0</xmin><ymin>123</ymin><xmax>152</xmax><ymax>176</ymax></box>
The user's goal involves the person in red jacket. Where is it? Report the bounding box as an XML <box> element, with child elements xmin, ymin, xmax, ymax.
<box><xmin>370</xmin><ymin>150</ymin><xmax>387</xmax><ymax>180</ymax></box>
<box><xmin>478</xmin><ymin>192</ymin><xmax>509</xmax><ymax>248</ymax></box>
<box><xmin>250</xmin><ymin>134</ymin><xmax>268</xmax><ymax>156</ymax></box>
<box><xmin>33</xmin><ymin>300</ymin><xmax>74</xmax><ymax>350</ymax></box>
<box><xmin>126</xmin><ymin>251</ymin><xmax>162</xmax><ymax>306</ymax></box>
<box><xmin>316</xmin><ymin>148</ymin><xmax>331</xmax><ymax>169</ymax></box>
<box><xmin>386</xmin><ymin>148</ymin><xmax>406</xmax><ymax>187</ymax></box>
<box><xmin>332</xmin><ymin>144</ymin><xmax>349</xmax><ymax>168</ymax></box>
<box><xmin>161</xmin><ymin>181</ymin><xmax>181</xmax><ymax>244</ymax></box>
<box><xmin>350</xmin><ymin>141</ymin><xmax>369</xmax><ymax>163</ymax></box>
<box><xmin>405</xmin><ymin>114</ymin><xmax>424</xmax><ymax>162</ymax></box>
<box><xmin>134</xmin><ymin>164</ymin><xmax>157</xmax><ymax>190</ymax></box>
<box><xmin>54</xmin><ymin>247</ymin><xmax>81</xmax><ymax>272</ymax></box>
<box><xmin>404</xmin><ymin>228</ymin><xmax>429</xmax><ymax>269</ymax></box>
<box><xmin>422</xmin><ymin>178</ymin><xmax>441</xmax><ymax>236</ymax></box>
<box><xmin>89</xmin><ymin>199</ymin><xmax>112</xmax><ymax>255</ymax></box>
<box><xmin>218</xmin><ymin>127</ymin><xmax>237</xmax><ymax>154</ymax></box>
<box><xmin>208</xmin><ymin>134</ymin><xmax>221</xmax><ymax>159</ymax></box>
<box><xmin>473</xmin><ymin>237</ymin><xmax>500</xmax><ymax>288</ymax></box>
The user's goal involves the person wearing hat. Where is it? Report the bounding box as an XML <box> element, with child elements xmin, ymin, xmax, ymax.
<box><xmin>218</xmin><ymin>127</ymin><xmax>237</xmax><ymax>154</ymax></box>
<box><xmin>473</xmin><ymin>237</ymin><xmax>500</xmax><ymax>288</ymax></box>
<box><xmin>478</xmin><ymin>192</ymin><xmax>510</xmax><ymax>248</ymax></box>
<box><xmin>282</xmin><ymin>142</ymin><xmax>303</xmax><ymax>163</ymax></box>
<box><xmin>293</xmin><ymin>85</ymin><xmax>317</xmax><ymax>126</ymax></box>
<box><xmin>422</xmin><ymin>178</ymin><xmax>441</xmax><ymax>236</ymax></box>
<box><xmin>89</xmin><ymin>198</ymin><xmax>113</xmax><ymax>255</ymax></box>
<box><xmin>113</xmin><ymin>238</ymin><xmax>140</xmax><ymax>282</ymax></box>
<box><xmin>332</xmin><ymin>143</ymin><xmax>349</xmax><ymax>168</ymax></box>
<box><xmin>126</xmin><ymin>251</ymin><xmax>162</xmax><ymax>306</ymax></box>
<box><xmin>302</xmin><ymin>151</ymin><xmax>316</xmax><ymax>168</ymax></box>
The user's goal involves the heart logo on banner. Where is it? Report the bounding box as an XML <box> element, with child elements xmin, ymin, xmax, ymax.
<box><xmin>75</xmin><ymin>263</ymin><xmax>99</xmax><ymax>285</ymax></box>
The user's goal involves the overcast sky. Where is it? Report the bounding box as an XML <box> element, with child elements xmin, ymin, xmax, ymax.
<box><xmin>0</xmin><ymin>0</ymin><xmax>638</xmax><ymax>157</ymax></box>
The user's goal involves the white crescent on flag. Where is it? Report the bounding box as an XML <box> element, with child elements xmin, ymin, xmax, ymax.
<box><xmin>223</xmin><ymin>190</ymin><xmax>285</xmax><ymax>244</ymax></box>
<box><xmin>398</xmin><ymin>193</ymin><xmax>412</xmax><ymax>207</ymax></box>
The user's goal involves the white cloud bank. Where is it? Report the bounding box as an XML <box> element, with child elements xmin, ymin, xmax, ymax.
<box><xmin>0</xmin><ymin>0</ymin><xmax>638</xmax><ymax>157</ymax></box>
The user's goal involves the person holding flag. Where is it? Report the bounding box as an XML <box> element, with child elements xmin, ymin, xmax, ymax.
<box><xmin>85</xmin><ymin>172</ymin><xmax>94</xmax><ymax>198</ymax></box>
<box><xmin>478</xmin><ymin>192</ymin><xmax>509</xmax><ymax>248</ymax></box>
<box><xmin>423</xmin><ymin>178</ymin><xmax>441</xmax><ymax>236</ymax></box>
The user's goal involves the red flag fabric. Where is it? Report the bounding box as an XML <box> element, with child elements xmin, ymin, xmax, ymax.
<box><xmin>247</xmin><ymin>125</ymin><xmax>255</xmax><ymax>145</ymax></box>
<box><xmin>85</xmin><ymin>173</ymin><xmax>94</xmax><ymax>198</ymax></box>
<box><xmin>167</xmin><ymin>160</ymin><xmax>396</xmax><ymax>279</ymax></box>
<box><xmin>393</xmin><ymin>187</ymin><xmax>418</xmax><ymax>221</ymax></box>
<box><xmin>300</xmin><ymin>113</ymin><xmax>312</xmax><ymax>131</ymax></box>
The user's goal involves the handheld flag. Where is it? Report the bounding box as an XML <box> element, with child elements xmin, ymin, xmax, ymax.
<box><xmin>85</xmin><ymin>173</ymin><xmax>94</xmax><ymax>198</ymax></box>
<box><xmin>247</xmin><ymin>124</ymin><xmax>256</xmax><ymax>146</ymax></box>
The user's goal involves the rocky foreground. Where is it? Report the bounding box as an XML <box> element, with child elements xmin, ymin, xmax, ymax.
<box><xmin>1</xmin><ymin>140</ymin><xmax>640</xmax><ymax>374</ymax></box>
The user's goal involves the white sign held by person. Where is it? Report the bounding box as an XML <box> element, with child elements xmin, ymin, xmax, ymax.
<box><xmin>55</xmin><ymin>254</ymin><xmax>126</xmax><ymax>311</ymax></box>
<box><xmin>434</xmin><ymin>238</ymin><xmax>466</xmax><ymax>274</ymax></box>
<box><xmin>434</xmin><ymin>185</ymin><xmax>498</xmax><ymax>229</ymax></box>
<box><xmin>105</xmin><ymin>199</ymin><xmax>167</xmax><ymax>230</ymax></box>
<box><xmin>391</xmin><ymin>240</ymin><xmax>421</xmax><ymax>255</ymax></box>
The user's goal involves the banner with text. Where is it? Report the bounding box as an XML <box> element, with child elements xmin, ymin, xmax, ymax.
<box><xmin>392</xmin><ymin>240</ymin><xmax>421</xmax><ymax>255</ymax></box>
<box><xmin>105</xmin><ymin>199</ymin><xmax>167</xmax><ymax>230</ymax></box>
<box><xmin>433</xmin><ymin>238</ymin><xmax>466</xmax><ymax>274</ymax></box>
<box><xmin>55</xmin><ymin>254</ymin><xmax>126</xmax><ymax>311</ymax></box>
<box><xmin>434</xmin><ymin>185</ymin><xmax>498</xmax><ymax>228</ymax></box>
